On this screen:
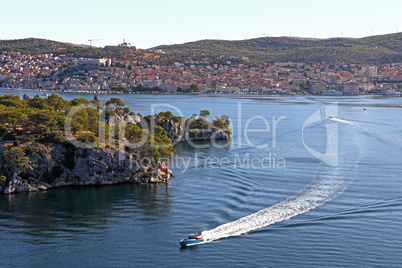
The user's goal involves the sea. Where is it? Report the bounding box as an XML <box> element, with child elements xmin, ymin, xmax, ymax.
<box><xmin>0</xmin><ymin>90</ymin><xmax>401</xmax><ymax>267</ymax></box>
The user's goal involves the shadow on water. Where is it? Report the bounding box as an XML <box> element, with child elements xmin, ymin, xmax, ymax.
<box><xmin>174</xmin><ymin>139</ymin><xmax>232</xmax><ymax>154</ymax></box>
<box><xmin>179</xmin><ymin>245</ymin><xmax>200</xmax><ymax>251</ymax></box>
<box><xmin>0</xmin><ymin>183</ymin><xmax>172</xmax><ymax>237</ymax></box>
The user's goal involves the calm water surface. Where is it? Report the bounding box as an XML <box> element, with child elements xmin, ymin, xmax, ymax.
<box><xmin>1</xmin><ymin>90</ymin><xmax>402</xmax><ymax>267</ymax></box>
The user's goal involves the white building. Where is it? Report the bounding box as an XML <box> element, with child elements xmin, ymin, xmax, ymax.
<box><xmin>274</xmin><ymin>62</ymin><xmax>306</xmax><ymax>68</ymax></box>
<box><xmin>216</xmin><ymin>85</ymin><xmax>239</xmax><ymax>94</ymax></box>
<box><xmin>342</xmin><ymin>83</ymin><xmax>360</xmax><ymax>94</ymax></box>
<box><xmin>361</xmin><ymin>66</ymin><xmax>378</xmax><ymax>77</ymax></box>
<box><xmin>80</xmin><ymin>58</ymin><xmax>111</xmax><ymax>67</ymax></box>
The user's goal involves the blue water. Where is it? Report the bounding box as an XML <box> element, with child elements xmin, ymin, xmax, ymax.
<box><xmin>1</xmin><ymin>90</ymin><xmax>402</xmax><ymax>267</ymax></box>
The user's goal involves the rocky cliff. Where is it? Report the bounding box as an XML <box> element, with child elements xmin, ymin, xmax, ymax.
<box><xmin>112</xmin><ymin>113</ymin><xmax>230</xmax><ymax>142</ymax></box>
<box><xmin>0</xmin><ymin>143</ymin><xmax>173</xmax><ymax>194</ymax></box>
<box><xmin>157</xmin><ymin>117</ymin><xmax>230</xmax><ymax>142</ymax></box>
<box><xmin>0</xmin><ymin>114</ymin><xmax>230</xmax><ymax>195</ymax></box>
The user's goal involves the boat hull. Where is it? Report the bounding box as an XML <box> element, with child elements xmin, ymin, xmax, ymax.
<box><xmin>179</xmin><ymin>239</ymin><xmax>205</xmax><ymax>246</ymax></box>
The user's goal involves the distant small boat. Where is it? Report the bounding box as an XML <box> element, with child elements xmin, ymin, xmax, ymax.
<box><xmin>329</xmin><ymin>116</ymin><xmax>333</xmax><ymax>119</ymax></box>
<box><xmin>363</xmin><ymin>108</ymin><xmax>367</xmax><ymax>110</ymax></box>
<box><xmin>180</xmin><ymin>232</ymin><xmax>204</xmax><ymax>246</ymax></box>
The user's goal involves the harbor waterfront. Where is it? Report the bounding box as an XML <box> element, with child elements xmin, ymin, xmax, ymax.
<box><xmin>0</xmin><ymin>90</ymin><xmax>402</xmax><ymax>266</ymax></box>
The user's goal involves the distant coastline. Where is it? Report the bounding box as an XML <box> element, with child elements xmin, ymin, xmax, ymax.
<box><xmin>1</xmin><ymin>48</ymin><xmax>401</xmax><ymax>96</ymax></box>
<box><xmin>1</xmin><ymin>87</ymin><xmax>398</xmax><ymax>96</ymax></box>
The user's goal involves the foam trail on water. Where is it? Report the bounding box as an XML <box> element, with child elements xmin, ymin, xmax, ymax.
<box><xmin>202</xmin><ymin>168</ymin><xmax>350</xmax><ymax>242</ymax></box>
<box><xmin>331</xmin><ymin>117</ymin><xmax>402</xmax><ymax>146</ymax></box>
<box><xmin>329</xmin><ymin>118</ymin><xmax>357</xmax><ymax>126</ymax></box>
<box><xmin>201</xmin><ymin>116</ymin><xmax>361</xmax><ymax>243</ymax></box>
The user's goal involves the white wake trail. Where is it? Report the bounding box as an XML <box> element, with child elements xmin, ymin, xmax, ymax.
<box><xmin>329</xmin><ymin>118</ymin><xmax>357</xmax><ymax>126</ymax></box>
<box><xmin>201</xmin><ymin>116</ymin><xmax>361</xmax><ymax>243</ymax></box>
<box><xmin>202</xmin><ymin>169</ymin><xmax>349</xmax><ymax>242</ymax></box>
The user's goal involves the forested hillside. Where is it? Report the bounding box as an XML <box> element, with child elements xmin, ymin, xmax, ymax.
<box><xmin>157</xmin><ymin>33</ymin><xmax>402</xmax><ymax>64</ymax></box>
<box><xmin>0</xmin><ymin>38</ymin><xmax>159</xmax><ymax>63</ymax></box>
<box><xmin>1</xmin><ymin>33</ymin><xmax>401</xmax><ymax>65</ymax></box>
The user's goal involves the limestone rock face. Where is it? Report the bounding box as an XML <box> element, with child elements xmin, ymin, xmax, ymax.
<box><xmin>160</xmin><ymin>119</ymin><xmax>230</xmax><ymax>143</ymax></box>
<box><xmin>4</xmin><ymin>173</ymin><xmax>23</xmax><ymax>194</ymax></box>
<box><xmin>16</xmin><ymin>183</ymin><xmax>37</xmax><ymax>193</ymax></box>
<box><xmin>0</xmin><ymin>144</ymin><xmax>171</xmax><ymax>195</ymax></box>
<box><xmin>0</xmin><ymin>112</ymin><xmax>231</xmax><ymax>195</ymax></box>
<box><xmin>108</xmin><ymin>114</ymin><xmax>142</xmax><ymax>127</ymax></box>
<box><xmin>161</xmin><ymin>119</ymin><xmax>184</xmax><ymax>142</ymax></box>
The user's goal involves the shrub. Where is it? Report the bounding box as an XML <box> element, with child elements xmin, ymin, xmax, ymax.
<box><xmin>172</xmin><ymin>116</ymin><xmax>185</xmax><ymax>126</ymax></box>
<box><xmin>105</xmin><ymin>97</ymin><xmax>125</xmax><ymax>107</ymax></box>
<box><xmin>23</xmin><ymin>135</ymin><xmax>37</xmax><ymax>142</ymax></box>
<box><xmin>0</xmin><ymin>175</ymin><xmax>7</xmax><ymax>185</ymax></box>
<box><xmin>2</xmin><ymin>132</ymin><xmax>15</xmax><ymax>141</ymax></box>
<box><xmin>212</xmin><ymin>115</ymin><xmax>230</xmax><ymax>129</ymax></box>
<box><xmin>124</xmin><ymin>124</ymin><xmax>144</xmax><ymax>141</ymax></box>
<box><xmin>158</xmin><ymin>111</ymin><xmax>173</xmax><ymax>119</ymax></box>
<box><xmin>13</xmin><ymin>140</ymin><xmax>20</xmax><ymax>147</ymax></box>
<box><xmin>224</xmin><ymin>129</ymin><xmax>233</xmax><ymax>136</ymax></box>
<box><xmin>188</xmin><ymin>118</ymin><xmax>210</xmax><ymax>130</ymax></box>
<box><xmin>0</xmin><ymin>125</ymin><xmax>8</xmax><ymax>137</ymax></box>
<box><xmin>189</xmin><ymin>128</ymin><xmax>200</xmax><ymax>138</ymax></box>
<box><xmin>24</xmin><ymin>145</ymin><xmax>38</xmax><ymax>155</ymax></box>
<box><xmin>199</xmin><ymin>110</ymin><xmax>210</xmax><ymax>117</ymax></box>
<box><xmin>3</xmin><ymin>147</ymin><xmax>29</xmax><ymax>171</ymax></box>
<box><xmin>77</xmin><ymin>132</ymin><xmax>98</xmax><ymax>143</ymax></box>
<box><xmin>41</xmin><ymin>131</ymin><xmax>70</xmax><ymax>146</ymax></box>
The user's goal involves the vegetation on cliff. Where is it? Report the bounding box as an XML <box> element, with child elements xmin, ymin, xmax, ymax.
<box><xmin>0</xmin><ymin>94</ymin><xmax>231</xmax><ymax>191</ymax></box>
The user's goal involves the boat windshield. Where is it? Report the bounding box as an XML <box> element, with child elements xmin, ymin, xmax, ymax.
<box><xmin>188</xmin><ymin>233</ymin><xmax>201</xmax><ymax>239</ymax></box>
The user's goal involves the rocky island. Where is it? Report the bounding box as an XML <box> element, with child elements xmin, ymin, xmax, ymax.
<box><xmin>0</xmin><ymin>94</ymin><xmax>231</xmax><ymax>194</ymax></box>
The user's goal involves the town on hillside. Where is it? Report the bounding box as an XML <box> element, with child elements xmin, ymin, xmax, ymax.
<box><xmin>0</xmin><ymin>51</ymin><xmax>401</xmax><ymax>95</ymax></box>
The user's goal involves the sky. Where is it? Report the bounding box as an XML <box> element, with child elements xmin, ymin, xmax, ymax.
<box><xmin>1</xmin><ymin>0</ymin><xmax>401</xmax><ymax>49</ymax></box>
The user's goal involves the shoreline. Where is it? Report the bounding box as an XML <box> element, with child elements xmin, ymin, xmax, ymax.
<box><xmin>0</xmin><ymin>143</ymin><xmax>174</xmax><ymax>195</ymax></box>
<box><xmin>0</xmin><ymin>87</ymin><xmax>391</xmax><ymax>96</ymax></box>
<box><xmin>0</xmin><ymin>93</ymin><xmax>232</xmax><ymax>195</ymax></box>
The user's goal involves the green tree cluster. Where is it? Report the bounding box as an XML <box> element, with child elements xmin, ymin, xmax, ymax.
<box><xmin>0</xmin><ymin>94</ymin><xmax>67</xmax><ymax>136</ymax></box>
<box><xmin>0</xmin><ymin>94</ymin><xmax>231</xmax><ymax>169</ymax></box>
<box><xmin>212</xmin><ymin>115</ymin><xmax>230</xmax><ymax>128</ymax></box>
<box><xmin>3</xmin><ymin>147</ymin><xmax>29</xmax><ymax>172</ymax></box>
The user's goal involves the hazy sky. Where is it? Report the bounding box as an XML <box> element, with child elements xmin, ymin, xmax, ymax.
<box><xmin>1</xmin><ymin>0</ymin><xmax>401</xmax><ymax>49</ymax></box>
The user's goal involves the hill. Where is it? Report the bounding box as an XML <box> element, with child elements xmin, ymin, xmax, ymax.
<box><xmin>156</xmin><ymin>33</ymin><xmax>402</xmax><ymax>64</ymax></box>
<box><xmin>1</xmin><ymin>33</ymin><xmax>402</xmax><ymax>65</ymax></box>
<box><xmin>0</xmin><ymin>38</ymin><xmax>160</xmax><ymax>63</ymax></box>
